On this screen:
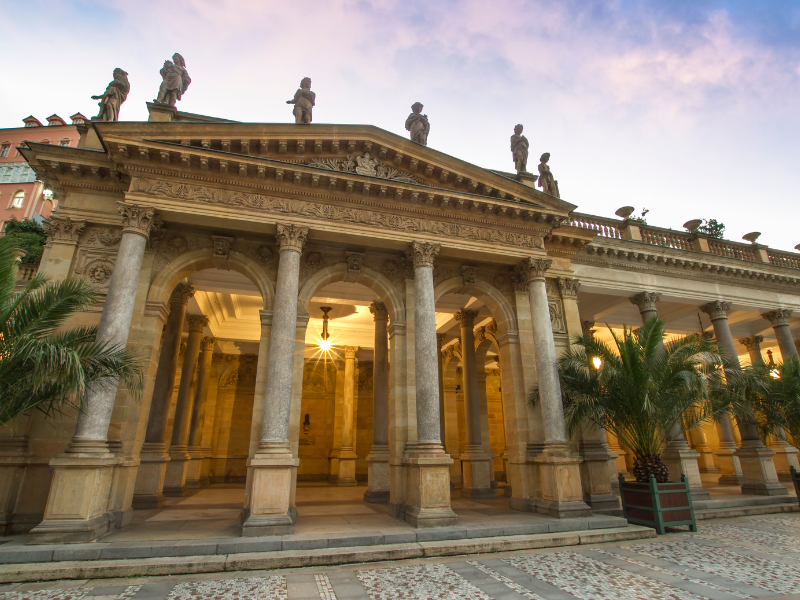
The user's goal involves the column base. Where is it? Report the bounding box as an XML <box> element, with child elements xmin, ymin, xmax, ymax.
<box><xmin>772</xmin><ymin>439</ymin><xmax>800</xmax><ymax>482</ymax></box>
<box><xmin>737</xmin><ymin>441</ymin><xmax>786</xmax><ymax>496</ymax></box>
<box><xmin>335</xmin><ymin>450</ymin><xmax>358</xmax><ymax>487</ymax></box>
<box><xmin>579</xmin><ymin>443</ymin><xmax>620</xmax><ymax>514</ymax></box>
<box><xmin>714</xmin><ymin>443</ymin><xmax>743</xmax><ymax>485</ymax></box>
<box><xmin>163</xmin><ymin>448</ymin><xmax>190</xmax><ymax>497</ymax></box>
<box><xmin>242</xmin><ymin>443</ymin><xmax>298</xmax><ymax>537</ymax></box>
<box><xmin>27</xmin><ymin>443</ymin><xmax>117</xmax><ymax>545</ymax></box>
<box><xmin>364</xmin><ymin>447</ymin><xmax>390</xmax><ymax>503</ymax></box>
<box><xmin>402</xmin><ymin>442</ymin><xmax>457</xmax><ymax>528</ymax></box>
<box><xmin>532</xmin><ymin>444</ymin><xmax>592</xmax><ymax>519</ymax></box>
<box><xmin>184</xmin><ymin>449</ymin><xmax>204</xmax><ymax>489</ymax></box>
<box><xmin>460</xmin><ymin>447</ymin><xmax>494</xmax><ymax>499</ymax></box>
<box><xmin>661</xmin><ymin>440</ymin><xmax>710</xmax><ymax>500</ymax></box>
<box><xmin>133</xmin><ymin>450</ymin><xmax>169</xmax><ymax>509</ymax></box>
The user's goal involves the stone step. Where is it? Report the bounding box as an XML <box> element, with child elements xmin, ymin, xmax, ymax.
<box><xmin>0</xmin><ymin>525</ymin><xmax>655</xmax><ymax>584</ymax></box>
<box><xmin>696</xmin><ymin>501</ymin><xmax>799</xmax><ymax>520</ymax></box>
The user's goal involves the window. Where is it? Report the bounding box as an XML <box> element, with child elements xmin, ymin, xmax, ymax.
<box><xmin>25</xmin><ymin>122</ymin><xmax>37</xmax><ymax>128</ymax></box>
<box><xmin>11</xmin><ymin>191</ymin><xmax>24</xmax><ymax>208</ymax></box>
<box><xmin>0</xmin><ymin>144</ymin><xmax>9</xmax><ymax>158</ymax></box>
<box><xmin>73</xmin><ymin>119</ymin><xmax>84</xmax><ymax>124</ymax></box>
<box><xmin>60</xmin><ymin>139</ymin><xmax>71</xmax><ymax>147</ymax></box>
<box><xmin>40</xmin><ymin>139</ymin><xmax>51</xmax><ymax>145</ymax></box>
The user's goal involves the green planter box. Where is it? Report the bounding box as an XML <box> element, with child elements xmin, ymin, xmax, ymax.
<box><xmin>791</xmin><ymin>466</ymin><xmax>800</xmax><ymax>505</ymax></box>
<box><xmin>618</xmin><ymin>473</ymin><xmax>697</xmax><ymax>535</ymax></box>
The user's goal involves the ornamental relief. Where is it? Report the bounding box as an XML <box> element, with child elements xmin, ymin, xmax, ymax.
<box><xmin>83</xmin><ymin>227</ymin><xmax>123</xmax><ymax>248</ymax></box>
<box><xmin>308</xmin><ymin>153</ymin><xmax>423</xmax><ymax>184</ymax></box>
<box><xmin>130</xmin><ymin>177</ymin><xmax>545</xmax><ymax>250</ymax></box>
<box><xmin>73</xmin><ymin>249</ymin><xmax>117</xmax><ymax>288</ymax></box>
<box><xmin>548</xmin><ymin>299</ymin><xmax>567</xmax><ymax>334</ymax></box>
<box><xmin>303</xmin><ymin>362</ymin><xmax>337</xmax><ymax>394</ymax></box>
<box><xmin>357</xmin><ymin>363</ymin><xmax>373</xmax><ymax>391</ymax></box>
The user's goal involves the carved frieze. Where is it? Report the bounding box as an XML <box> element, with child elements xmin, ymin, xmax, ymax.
<box><xmin>307</xmin><ymin>152</ymin><xmax>422</xmax><ymax>184</ymax></box>
<box><xmin>129</xmin><ymin>178</ymin><xmax>545</xmax><ymax>250</ymax></box>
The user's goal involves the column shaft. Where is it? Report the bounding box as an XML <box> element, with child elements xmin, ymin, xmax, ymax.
<box><xmin>436</xmin><ymin>333</ymin><xmax>446</xmax><ymax>444</ymax></box>
<box><xmin>413</xmin><ymin>252</ymin><xmax>442</xmax><ymax>444</ymax></box>
<box><xmin>184</xmin><ymin>337</ymin><xmax>216</xmax><ymax>489</ymax></box>
<box><xmin>365</xmin><ymin>303</ymin><xmax>390</xmax><ymax>503</ymax></box>
<box><xmin>335</xmin><ymin>346</ymin><xmax>359</xmax><ymax>486</ymax></box>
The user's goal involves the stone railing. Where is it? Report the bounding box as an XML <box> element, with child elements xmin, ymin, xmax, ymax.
<box><xmin>17</xmin><ymin>263</ymin><xmax>38</xmax><ymax>282</ymax></box>
<box><xmin>569</xmin><ymin>213</ymin><xmax>622</xmax><ymax>239</ymax></box>
<box><xmin>570</xmin><ymin>213</ymin><xmax>800</xmax><ymax>270</ymax></box>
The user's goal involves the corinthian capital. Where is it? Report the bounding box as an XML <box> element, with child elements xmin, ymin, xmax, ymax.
<box><xmin>454</xmin><ymin>309</ymin><xmax>480</xmax><ymax>328</ymax></box>
<box><xmin>42</xmin><ymin>216</ymin><xmax>86</xmax><ymax>243</ymax></box>
<box><xmin>411</xmin><ymin>241</ymin><xmax>441</xmax><ymax>268</ymax></box>
<box><xmin>557</xmin><ymin>277</ymin><xmax>580</xmax><ymax>299</ymax></box>
<box><xmin>521</xmin><ymin>257</ymin><xmax>552</xmax><ymax>282</ymax></box>
<box><xmin>369</xmin><ymin>301</ymin><xmax>389</xmax><ymax>322</ymax></box>
<box><xmin>738</xmin><ymin>335</ymin><xmax>763</xmax><ymax>351</ymax></box>
<box><xmin>116</xmin><ymin>202</ymin><xmax>158</xmax><ymax>237</ymax></box>
<box><xmin>275</xmin><ymin>223</ymin><xmax>308</xmax><ymax>253</ymax></box>
<box><xmin>187</xmin><ymin>314</ymin><xmax>210</xmax><ymax>333</ymax></box>
<box><xmin>700</xmin><ymin>300</ymin><xmax>731</xmax><ymax>320</ymax></box>
<box><xmin>629</xmin><ymin>291</ymin><xmax>661</xmax><ymax>312</ymax></box>
<box><xmin>761</xmin><ymin>308</ymin><xmax>792</xmax><ymax>326</ymax></box>
<box><xmin>169</xmin><ymin>282</ymin><xmax>195</xmax><ymax>305</ymax></box>
<box><xmin>201</xmin><ymin>336</ymin><xmax>217</xmax><ymax>351</ymax></box>
<box><xmin>344</xmin><ymin>346</ymin><xmax>359</xmax><ymax>359</ymax></box>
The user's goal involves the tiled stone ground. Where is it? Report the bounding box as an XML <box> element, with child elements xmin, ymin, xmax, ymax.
<box><xmin>3</xmin><ymin>513</ymin><xmax>800</xmax><ymax>599</ymax></box>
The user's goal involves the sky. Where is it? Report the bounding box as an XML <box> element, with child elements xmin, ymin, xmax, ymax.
<box><xmin>2</xmin><ymin>0</ymin><xmax>799</xmax><ymax>252</ymax></box>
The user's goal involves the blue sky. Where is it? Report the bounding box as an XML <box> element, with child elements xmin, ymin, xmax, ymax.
<box><xmin>1</xmin><ymin>0</ymin><xmax>798</xmax><ymax>251</ymax></box>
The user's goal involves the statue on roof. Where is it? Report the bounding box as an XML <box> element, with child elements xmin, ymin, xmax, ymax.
<box><xmin>405</xmin><ymin>102</ymin><xmax>429</xmax><ymax>146</ymax></box>
<box><xmin>287</xmin><ymin>77</ymin><xmax>315</xmax><ymax>124</ymax></box>
<box><xmin>538</xmin><ymin>153</ymin><xmax>560</xmax><ymax>198</ymax></box>
<box><xmin>155</xmin><ymin>53</ymin><xmax>191</xmax><ymax>106</ymax></box>
<box><xmin>510</xmin><ymin>124</ymin><xmax>529</xmax><ymax>174</ymax></box>
<box><xmin>91</xmin><ymin>68</ymin><xmax>130</xmax><ymax>122</ymax></box>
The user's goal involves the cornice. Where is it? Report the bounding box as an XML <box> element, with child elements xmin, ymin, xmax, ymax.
<box><xmin>578</xmin><ymin>238</ymin><xmax>800</xmax><ymax>290</ymax></box>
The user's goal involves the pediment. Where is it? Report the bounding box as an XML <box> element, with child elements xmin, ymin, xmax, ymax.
<box><xmin>90</xmin><ymin>121</ymin><xmax>576</xmax><ymax>216</ymax></box>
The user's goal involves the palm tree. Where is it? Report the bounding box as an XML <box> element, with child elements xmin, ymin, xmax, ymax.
<box><xmin>533</xmin><ymin>317</ymin><xmax>728</xmax><ymax>482</ymax></box>
<box><xmin>0</xmin><ymin>235</ymin><xmax>142</xmax><ymax>425</ymax></box>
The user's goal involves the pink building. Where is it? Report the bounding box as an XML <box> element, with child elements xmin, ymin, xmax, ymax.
<box><xmin>0</xmin><ymin>112</ymin><xmax>85</xmax><ymax>230</ymax></box>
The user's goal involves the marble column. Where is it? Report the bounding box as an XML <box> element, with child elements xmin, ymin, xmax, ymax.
<box><xmin>29</xmin><ymin>203</ymin><xmax>158</xmax><ymax>544</ymax></box>
<box><xmin>701</xmin><ymin>301</ymin><xmax>784</xmax><ymax>495</ymax></box>
<box><xmin>185</xmin><ymin>336</ymin><xmax>216</xmax><ymax>489</ymax></box>
<box><xmin>754</xmin><ymin>315</ymin><xmax>800</xmax><ymax>481</ymax></box>
<box><xmin>163</xmin><ymin>314</ymin><xmax>208</xmax><ymax>497</ymax></box>
<box><xmin>455</xmin><ymin>309</ymin><xmax>494</xmax><ymax>499</ymax></box>
<box><xmin>762</xmin><ymin>309</ymin><xmax>799</xmax><ymax>362</ymax></box>
<box><xmin>243</xmin><ymin>224</ymin><xmax>307</xmax><ymax>536</ymax></box>
<box><xmin>335</xmin><ymin>346</ymin><xmax>359</xmax><ymax>486</ymax></box>
<box><xmin>630</xmin><ymin>292</ymin><xmax>710</xmax><ymax>499</ymax></box>
<box><xmin>402</xmin><ymin>241</ymin><xmax>457</xmax><ymax>528</ymax></box>
<box><xmin>133</xmin><ymin>282</ymin><xmax>194</xmax><ymax>509</ymax></box>
<box><xmin>436</xmin><ymin>333</ymin><xmax>447</xmax><ymax>445</ymax></box>
<box><xmin>523</xmin><ymin>258</ymin><xmax>591</xmax><ymax>518</ymax></box>
<box><xmin>365</xmin><ymin>303</ymin><xmax>390</xmax><ymax>503</ymax></box>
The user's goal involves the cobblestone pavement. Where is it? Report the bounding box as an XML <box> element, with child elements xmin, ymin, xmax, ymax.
<box><xmin>2</xmin><ymin>514</ymin><xmax>800</xmax><ymax>600</ymax></box>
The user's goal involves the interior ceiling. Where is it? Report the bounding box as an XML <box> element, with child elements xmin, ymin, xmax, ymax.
<box><xmin>181</xmin><ymin>269</ymin><xmax>797</xmax><ymax>365</ymax></box>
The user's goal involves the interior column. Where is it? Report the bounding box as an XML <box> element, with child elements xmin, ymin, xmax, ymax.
<box><xmin>134</xmin><ymin>282</ymin><xmax>194</xmax><ymax>509</ymax></box>
<box><xmin>402</xmin><ymin>241</ymin><xmax>457</xmax><ymax>528</ymax></box>
<box><xmin>29</xmin><ymin>203</ymin><xmax>158</xmax><ymax>544</ymax></box>
<box><xmin>335</xmin><ymin>346</ymin><xmax>359</xmax><ymax>486</ymax></box>
<box><xmin>364</xmin><ymin>302</ymin><xmax>390</xmax><ymax>502</ymax></box>
<box><xmin>524</xmin><ymin>258</ymin><xmax>591</xmax><ymax>518</ymax></box>
<box><xmin>243</xmin><ymin>224</ymin><xmax>307</xmax><ymax>536</ymax></box>
<box><xmin>163</xmin><ymin>315</ymin><xmax>208</xmax><ymax>497</ymax></box>
<box><xmin>185</xmin><ymin>336</ymin><xmax>216</xmax><ymax>489</ymax></box>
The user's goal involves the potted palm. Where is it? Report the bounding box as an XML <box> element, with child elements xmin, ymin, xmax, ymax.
<box><xmin>540</xmin><ymin>318</ymin><xmax>728</xmax><ymax>533</ymax></box>
<box><xmin>0</xmin><ymin>235</ymin><xmax>142</xmax><ymax>424</ymax></box>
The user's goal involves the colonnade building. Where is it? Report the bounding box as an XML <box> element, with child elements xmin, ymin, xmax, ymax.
<box><xmin>4</xmin><ymin>103</ymin><xmax>799</xmax><ymax>543</ymax></box>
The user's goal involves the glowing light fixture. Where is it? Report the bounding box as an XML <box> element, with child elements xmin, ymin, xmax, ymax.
<box><xmin>592</xmin><ymin>356</ymin><xmax>602</xmax><ymax>369</ymax></box>
<box><xmin>319</xmin><ymin>338</ymin><xmax>332</xmax><ymax>352</ymax></box>
<box><xmin>319</xmin><ymin>306</ymin><xmax>333</xmax><ymax>351</ymax></box>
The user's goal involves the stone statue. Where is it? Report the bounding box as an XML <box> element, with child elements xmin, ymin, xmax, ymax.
<box><xmin>510</xmin><ymin>124</ymin><xmax>529</xmax><ymax>174</ymax></box>
<box><xmin>355</xmin><ymin>153</ymin><xmax>378</xmax><ymax>177</ymax></box>
<box><xmin>405</xmin><ymin>102</ymin><xmax>430</xmax><ymax>146</ymax></box>
<box><xmin>155</xmin><ymin>53</ymin><xmax>191</xmax><ymax>106</ymax></box>
<box><xmin>91</xmin><ymin>68</ymin><xmax>130</xmax><ymax>122</ymax></box>
<box><xmin>538</xmin><ymin>152</ymin><xmax>560</xmax><ymax>198</ymax></box>
<box><xmin>287</xmin><ymin>77</ymin><xmax>315</xmax><ymax>124</ymax></box>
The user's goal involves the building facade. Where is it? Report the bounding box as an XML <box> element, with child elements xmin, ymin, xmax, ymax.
<box><xmin>3</xmin><ymin>102</ymin><xmax>799</xmax><ymax>544</ymax></box>
<box><xmin>0</xmin><ymin>113</ymin><xmax>85</xmax><ymax>230</ymax></box>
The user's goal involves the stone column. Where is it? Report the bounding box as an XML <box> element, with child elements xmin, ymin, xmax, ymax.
<box><xmin>701</xmin><ymin>301</ymin><xmax>784</xmax><ymax>495</ymax></box>
<box><xmin>29</xmin><ymin>203</ymin><xmax>157</xmax><ymax>544</ymax></box>
<box><xmin>163</xmin><ymin>314</ymin><xmax>208</xmax><ymax>497</ymax></box>
<box><xmin>243</xmin><ymin>224</ymin><xmax>307</xmax><ymax>536</ymax></box>
<box><xmin>402</xmin><ymin>241</ymin><xmax>457</xmax><ymax>528</ymax></box>
<box><xmin>335</xmin><ymin>346</ymin><xmax>359</xmax><ymax>486</ymax></box>
<box><xmin>455</xmin><ymin>309</ymin><xmax>494</xmax><ymax>499</ymax></box>
<box><xmin>185</xmin><ymin>336</ymin><xmax>216</xmax><ymax>489</ymax></box>
<box><xmin>762</xmin><ymin>309</ymin><xmax>799</xmax><ymax>362</ymax></box>
<box><xmin>436</xmin><ymin>333</ymin><xmax>447</xmax><ymax>445</ymax></box>
<box><xmin>753</xmin><ymin>317</ymin><xmax>800</xmax><ymax>481</ymax></box>
<box><xmin>630</xmin><ymin>292</ymin><xmax>710</xmax><ymax>499</ymax></box>
<box><xmin>523</xmin><ymin>258</ymin><xmax>591</xmax><ymax>518</ymax></box>
<box><xmin>365</xmin><ymin>303</ymin><xmax>390</xmax><ymax>503</ymax></box>
<box><xmin>133</xmin><ymin>283</ymin><xmax>194</xmax><ymax>508</ymax></box>
<box><xmin>696</xmin><ymin>302</ymin><xmax>743</xmax><ymax>485</ymax></box>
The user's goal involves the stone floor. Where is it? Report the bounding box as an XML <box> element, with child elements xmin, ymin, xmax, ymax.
<box><xmin>3</xmin><ymin>513</ymin><xmax>800</xmax><ymax>599</ymax></box>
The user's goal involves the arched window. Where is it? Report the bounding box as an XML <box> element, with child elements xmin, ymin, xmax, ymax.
<box><xmin>60</xmin><ymin>139</ymin><xmax>71</xmax><ymax>147</ymax></box>
<box><xmin>11</xmin><ymin>190</ymin><xmax>24</xmax><ymax>208</ymax></box>
<box><xmin>0</xmin><ymin>143</ymin><xmax>10</xmax><ymax>158</ymax></box>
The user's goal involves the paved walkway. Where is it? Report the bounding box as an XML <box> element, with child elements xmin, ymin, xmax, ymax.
<box><xmin>2</xmin><ymin>513</ymin><xmax>800</xmax><ymax>599</ymax></box>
